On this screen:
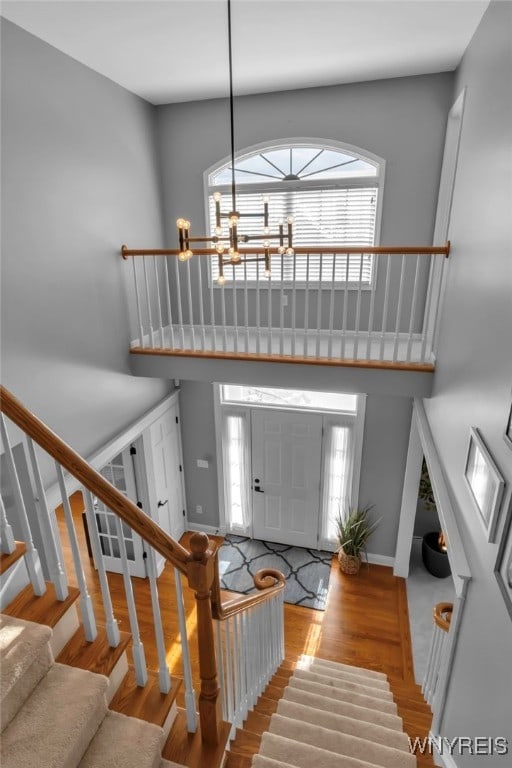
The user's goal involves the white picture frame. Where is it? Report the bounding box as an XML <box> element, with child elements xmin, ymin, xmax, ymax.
<box><xmin>495</xmin><ymin>496</ymin><xmax>512</xmax><ymax>621</ymax></box>
<box><xmin>464</xmin><ymin>427</ymin><xmax>505</xmax><ymax>543</ymax></box>
<box><xmin>504</xmin><ymin>395</ymin><xmax>512</xmax><ymax>449</ymax></box>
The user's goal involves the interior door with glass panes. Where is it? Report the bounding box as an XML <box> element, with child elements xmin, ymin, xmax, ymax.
<box><xmin>93</xmin><ymin>447</ymin><xmax>146</xmax><ymax>577</ymax></box>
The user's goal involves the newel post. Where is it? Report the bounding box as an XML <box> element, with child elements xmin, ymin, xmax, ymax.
<box><xmin>187</xmin><ymin>532</ymin><xmax>222</xmax><ymax>745</ymax></box>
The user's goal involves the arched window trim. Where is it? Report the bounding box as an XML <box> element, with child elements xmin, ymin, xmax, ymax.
<box><xmin>203</xmin><ymin>138</ymin><xmax>386</xmax><ymax>289</ymax></box>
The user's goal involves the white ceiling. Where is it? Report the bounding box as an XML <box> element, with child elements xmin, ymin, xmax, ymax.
<box><xmin>1</xmin><ymin>1</ymin><xmax>489</xmax><ymax>105</ymax></box>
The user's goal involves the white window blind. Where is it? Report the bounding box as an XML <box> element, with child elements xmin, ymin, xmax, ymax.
<box><xmin>222</xmin><ymin>412</ymin><xmax>251</xmax><ymax>533</ymax></box>
<box><xmin>208</xmin><ymin>186</ymin><xmax>378</xmax><ymax>284</ymax></box>
<box><xmin>321</xmin><ymin>424</ymin><xmax>353</xmax><ymax>544</ymax></box>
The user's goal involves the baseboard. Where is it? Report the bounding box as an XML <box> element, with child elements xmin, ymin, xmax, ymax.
<box><xmin>366</xmin><ymin>552</ymin><xmax>395</xmax><ymax>568</ymax></box>
<box><xmin>429</xmin><ymin>732</ymin><xmax>458</xmax><ymax>768</ymax></box>
<box><xmin>186</xmin><ymin>522</ymin><xmax>225</xmax><ymax>536</ymax></box>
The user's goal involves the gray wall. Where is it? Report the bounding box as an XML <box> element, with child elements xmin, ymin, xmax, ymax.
<box><xmin>180</xmin><ymin>380</ymin><xmax>411</xmax><ymax>558</ymax></box>
<box><xmin>1</xmin><ymin>20</ymin><xmax>171</xmax><ymax>484</ymax></box>
<box><xmin>155</xmin><ymin>73</ymin><xmax>453</xmax><ymax>334</ymax></box>
<box><xmin>423</xmin><ymin>2</ymin><xmax>512</xmax><ymax>763</ymax></box>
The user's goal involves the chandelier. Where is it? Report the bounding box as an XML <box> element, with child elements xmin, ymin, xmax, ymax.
<box><xmin>176</xmin><ymin>0</ymin><xmax>294</xmax><ymax>285</ymax></box>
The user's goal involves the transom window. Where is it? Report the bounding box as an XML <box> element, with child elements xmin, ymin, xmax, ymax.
<box><xmin>206</xmin><ymin>141</ymin><xmax>383</xmax><ymax>286</ymax></box>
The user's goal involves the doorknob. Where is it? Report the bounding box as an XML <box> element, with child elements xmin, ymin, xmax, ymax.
<box><xmin>253</xmin><ymin>479</ymin><xmax>264</xmax><ymax>493</ymax></box>
<box><xmin>157</xmin><ymin>499</ymin><xmax>168</xmax><ymax>507</ymax></box>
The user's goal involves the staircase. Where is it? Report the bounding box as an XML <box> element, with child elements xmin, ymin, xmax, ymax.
<box><xmin>226</xmin><ymin>657</ymin><xmax>434</xmax><ymax>768</ymax></box>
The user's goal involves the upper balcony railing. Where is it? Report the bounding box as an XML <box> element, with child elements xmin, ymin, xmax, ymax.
<box><xmin>121</xmin><ymin>243</ymin><xmax>450</xmax><ymax>371</ymax></box>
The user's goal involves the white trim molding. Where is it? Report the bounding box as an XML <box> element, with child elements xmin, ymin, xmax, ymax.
<box><xmin>366</xmin><ymin>552</ymin><xmax>394</xmax><ymax>568</ymax></box>
<box><xmin>187</xmin><ymin>522</ymin><xmax>225</xmax><ymax>536</ymax></box>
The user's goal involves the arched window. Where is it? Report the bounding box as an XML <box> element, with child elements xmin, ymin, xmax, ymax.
<box><xmin>205</xmin><ymin>140</ymin><xmax>384</xmax><ymax>285</ymax></box>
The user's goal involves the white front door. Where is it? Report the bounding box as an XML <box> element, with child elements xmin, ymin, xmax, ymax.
<box><xmin>251</xmin><ymin>409</ymin><xmax>323</xmax><ymax>548</ymax></box>
<box><xmin>148</xmin><ymin>404</ymin><xmax>186</xmax><ymax>542</ymax></box>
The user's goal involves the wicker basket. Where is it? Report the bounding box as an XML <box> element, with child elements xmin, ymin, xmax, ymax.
<box><xmin>337</xmin><ymin>548</ymin><xmax>361</xmax><ymax>575</ymax></box>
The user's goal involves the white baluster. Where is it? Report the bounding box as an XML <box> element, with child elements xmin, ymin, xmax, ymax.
<box><xmin>291</xmin><ymin>255</ymin><xmax>297</xmax><ymax>357</ymax></box>
<box><xmin>316</xmin><ymin>253</ymin><xmax>323</xmax><ymax>357</ymax></box>
<box><xmin>114</xmin><ymin>515</ymin><xmax>148</xmax><ymax>686</ymax></box>
<box><xmin>132</xmin><ymin>258</ymin><xmax>145</xmax><ymax>348</ymax></box>
<box><xmin>56</xmin><ymin>469</ymin><xmax>97</xmax><ymax>640</ymax></box>
<box><xmin>142</xmin><ymin>256</ymin><xmax>155</xmax><ymax>348</ymax></box>
<box><xmin>407</xmin><ymin>254</ymin><xmax>422</xmax><ymax>362</ymax></box>
<box><xmin>0</xmin><ymin>494</ymin><xmax>16</xmax><ymax>554</ymax></box>
<box><xmin>174</xmin><ymin>569</ymin><xmax>197</xmax><ymax>732</ymax></box>
<box><xmin>421</xmin><ymin>254</ymin><xmax>436</xmax><ymax>363</ymax></box>
<box><xmin>83</xmin><ymin>489</ymin><xmax>120</xmax><ymax>646</ymax></box>
<box><xmin>256</xmin><ymin>262</ymin><xmax>261</xmax><ymax>355</ymax></box>
<box><xmin>279</xmin><ymin>254</ymin><xmax>285</xmax><ymax>355</ymax></box>
<box><xmin>341</xmin><ymin>255</ymin><xmax>350</xmax><ymax>358</ymax></box>
<box><xmin>163</xmin><ymin>257</ymin><xmax>175</xmax><ymax>350</ymax></box>
<box><xmin>225</xmin><ymin>617</ymin><xmax>235</xmax><ymax>724</ymax></box>
<box><xmin>221</xmin><ymin>280</ymin><xmax>228</xmax><ymax>352</ymax></box>
<box><xmin>153</xmin><ymin>257</ymin><xmax>165</xmax><ymax>348</ymax></box>
<box><xmin>26</xmin><ymin>439</ymin><xmax>68</xmax><ymax>600</ymax></box>
<box><xmin>174</xmin><ymin>258</ymin><xmax>185</xmax><ymax>349</ymax></box>
<box><xmin>328</xmin><ymin>254</ymin><xmax>336</xmax><ymax>358</ymax></box>
<box><xmin>303</xmin><ymin>254</ymin><xmax>310</xmax><ymax>356</ymax></box>
<box><xmin>267</xmin><ymin>275</ymin><xmax>272</xmax><ymax>355</ymax></box>
<box><xmin>232</xmin><ymin>264</ymin><xmax>238</xmax><ymax>353</ymax></box>
<box><xmin>353</xmin><ymin>254</ymin><xmax>364</xmax><ymax>359</ymax></box>
<box><xmin>380</xmin><ymin>255</ymin><xmax>392</xmax><ymax>360</ymax></box>
<box><xmin>393</xmin><ymin>254</ymin><xmax>406</xmax><ymax>362</ymax></box>
<box><xmin>244</xmin><ymin>259</ymin><xmax>249</xmax><ymax>353</ymax></box>
<box><xmin>209</xmin><ymin>256</ymin><xmax>216</xmax><ymax>352</ymax></box>
<box><xmin>186</xmin><ymin>259</ymin><xmax>195</xmax><ymax>351</ymax></box>
<box><xmin>197</xmin><ymin>257</ymin><xmax>206</xmax><ymax>351</ymax></box>
<box><xmin>366</xmin><ymin>253</ymin><xmax>377</xmax><ymax>360</ymax></box>
<box><xmin>146</xmin><ymin>547</ymin><xmax>171</xmax><ymax>693</ymax></box>
<box><xmin>232</xmin><ymin>610</ymin><xmax>242</xmax><ymax>727</ymax></box>
<box><xmin>216</xmin><ymin>620</ymin><xmax>228</xmax><ymax>722</ymax></box>
<box><xmin>240</xmin><ymin>612</ymin><xmax>248</xmax><ymax>719</ymax></box>
<box><xmin>0</xmin><ymin>415</ymin><xmax>45</xmax><ymax>595</ymax></box>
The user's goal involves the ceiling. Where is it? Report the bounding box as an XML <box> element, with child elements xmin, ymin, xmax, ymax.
<box><xmin>1</xmin><ymin>1</ymin><xmax>489</xmax><ymax>105</ymax></box>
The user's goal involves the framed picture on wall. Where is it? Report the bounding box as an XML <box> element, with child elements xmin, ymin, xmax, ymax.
<box><xmin>464</xmin><ymin>427</ymin><xmax>505</xmax><ymax>543</ymax></box>
<box><xmin>504</xmin><ymin>394</ymin><xmax>512</xmax><ymax>449</ymax></box>
<box><xmin>495</xmin><ymin>496</ymin><xmax>512</xmax><ymax>621</ymax></box>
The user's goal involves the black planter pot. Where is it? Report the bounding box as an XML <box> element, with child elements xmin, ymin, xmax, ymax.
<box><xmin>422</xmin><ymin>531</ymin><xmax>451</xmax><ymax>578</ymax></box>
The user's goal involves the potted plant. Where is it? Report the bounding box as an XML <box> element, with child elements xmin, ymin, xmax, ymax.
<box><xmin>335</xmin><ymin>505</ymin><xmax>379</xmax><ymax>575</ymax></box>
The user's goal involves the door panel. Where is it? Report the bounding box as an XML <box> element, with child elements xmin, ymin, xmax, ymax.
<box><xmin>251</xmin><ymin>410</ymin><xmax>322</xmax><ymax>548</ymax></box>
<box><xmin>148</xmin><ymin>405</ymin><xmax>186</xmax><ymax>542</ymax></box>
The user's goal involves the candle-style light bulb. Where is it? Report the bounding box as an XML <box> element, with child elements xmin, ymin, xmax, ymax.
<box><xmin>286</xmin><ymin>247</ymin><xmax>294</xmax><ymax>256</ymax></box>
<box><xmin>213</xmin><ymin>191</ymin><xmax>222</xmax><ymax>202</ymax></box>
<box><xmin>264</xmin><ymin>268</ymin><xmax>271</xmax><ymax>278</ymax></box>
<box><xmin>217</xmin><ymin>274</ymin><xmax>226</xmax><ymax>286</ymax></box>
<box><xmin>176</xmin><ymin>218</ymin><xmax>185</xmax><ymax>229</ymax></box>
<box><xmin>178</xmin><ymin>252</ymin><xmax>187</xmax><ymax>261</ymax></box>
<box><xmin>215</xmin><ymin>226</ymin><xmax>222</xmax><ymax>236</ymax></box>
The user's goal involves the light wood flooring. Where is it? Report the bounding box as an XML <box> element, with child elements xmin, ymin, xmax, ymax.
<box><xmin>54</xmin><ymin>492</ymin><xmax>433</xmax><ymax>767</ymax></box>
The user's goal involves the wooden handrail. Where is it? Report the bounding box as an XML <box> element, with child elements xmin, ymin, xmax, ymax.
<box><xmin>210</xmin><ymin>548</ymin><xmax>286</xmax><ymax>621</ymax></box>
<box><xmin>434</xmin><ymin>601</ymin><xmax>453</xmax><ymax>632</ymax></box>
<box><xmin>121</xmin><ymin>242</ymin><xmax>450</xmax><ymax>258</ymax></box>
<box><xmin>0</xmin><ymin>386</ymin><xmax>190</xmax><ymax>574</ymax></box>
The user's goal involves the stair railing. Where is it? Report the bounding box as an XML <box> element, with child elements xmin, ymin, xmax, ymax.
<box><xmin>422</xmin><ymin>601</ymin><xmax>453</xmax><ymax>706</ymax></box>
<box><xmin>121</xmin><ymin>242</ymin><xmax>450</xmax><ymax>367</ymax></box>
<box><xmin>210</xmin><ymin>550</ymin><xmax>286</xmax><ymax>737</ymax></box>
<box><xmin>0</xmin><ymin>386</ymin><xmax>286</xmax><ymax>747</ymax></box>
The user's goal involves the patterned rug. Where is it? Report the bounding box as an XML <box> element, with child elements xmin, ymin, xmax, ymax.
<box><xmin>218</xmin><ymin>535</ymin><xmax>333</xmax><ymax>611</ymax></box>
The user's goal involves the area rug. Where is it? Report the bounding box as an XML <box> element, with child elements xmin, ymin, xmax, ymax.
<box><xmin>218</xmin><ymin>535</ymin><xmax>333</xmax><ymax>610</ymax></box>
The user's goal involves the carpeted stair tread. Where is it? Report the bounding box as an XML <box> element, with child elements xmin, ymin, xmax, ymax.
<box><xmin>259</xmin><ymin>732</ymin><xmax>400</xmax><ymax>768</ymax></box>
<box><xmin>276</xmin><ymin>699</ymin><xmax>409</xmax><ymax>752</ymax></box>
<box><xmin>293</xmin><ymin>668</ymin><xmax>394</xmax><ymax>701</ymax></box>
<box><xmin>1</xmin><ymin>662</ymin><xmax>108</xmax><ymax>768</ymax></box>
<box><xmin>299</xmin><ymin>655</ymin><xmax>387</xmax><ymax>681</ymax></box>
<box><xmin>0</xmin><ymin>613</ymin><xmax>53</xmax><ymax>731</ymax></box>
<box><xmin>283</xmin><ymin>686</ymin><xmax>403</xmax><ymax>731</ymax></box>
<box><xmin>79</xmin><ymin>710</ymin><xmax>163</xmax><ymax>768</ymax></box>
<box><xmin>305</xmin><ymin>661</ymin><xmax>390</xmax><ymax>691</ymax></box>
<box><xmin>288</xmin><ymin>677</ymin><xmax>398</xmax><ymax>715</ymax></box>
<box><xmin>268</xmin><ymin>713</ymin><xmax>416</xmax><ymax>768</ymax></box>
<box><xmin>252</xmin><ymin>756</ymin><xmax>299</xmax><ymax>768</ymax></box>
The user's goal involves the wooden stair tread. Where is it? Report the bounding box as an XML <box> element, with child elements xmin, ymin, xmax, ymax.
<box><xmin>163</xmin><ymin>708</ymin><xmax>231</xmax><ymax>768</ymax></box>
<box><xmin>243</xmin><ymin>710</ymin><xmax>271</xmax><ymax>736</ymax></box>
<box><xmin>224</xmin><ymin>754</ymin><xmax>253</xmax><ymax>768</ymax></box>
<box><xmin>229</xmin><ymin>728</ymin><xmax>261</xmax><ymax>758</ymax></box>
<box><xmin>110</xmin><ymin>666</ymin><xmax>181</xmax><ymax>728</ymax></box>
<box><xmin>252</xmin><ymin>695</ymin><xmax>279</xmax><ymax>717</ymax></box>
<box><xmin>0</xmin><ymin>541</ymin><xmax>26</xmax><ymax>575</ymax></box>
<box><xmin>3</xmin><ymin>582</ymin><xmax>80</xmax><ymax>627</ymax></box>
<box><xmin>57</xmin><ymin>624</ymin><xmax>131</xmax><ymax>677</ymax></box>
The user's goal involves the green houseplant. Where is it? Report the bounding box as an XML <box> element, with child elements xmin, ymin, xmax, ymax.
<box><xmin>335</xmin><ymin>505</ymin><xmax>379</xmax><ymax>575</ymax></box>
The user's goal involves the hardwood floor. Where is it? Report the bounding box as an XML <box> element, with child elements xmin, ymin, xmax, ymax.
<box><xmin>55</xmin><ymin>492</ymin><xmax>433</xmax><ymax>766</ymax></box>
